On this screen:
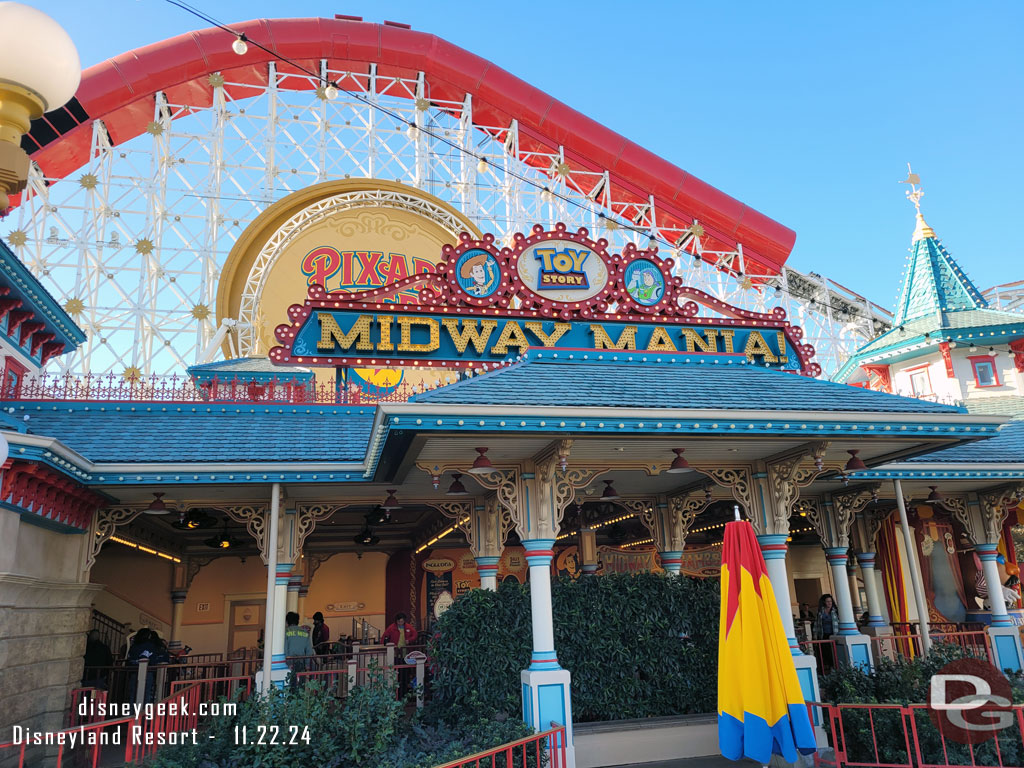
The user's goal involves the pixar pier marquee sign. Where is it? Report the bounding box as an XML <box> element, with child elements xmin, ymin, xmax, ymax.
<box><xmin>270</xmin><ymin>224</ymin><xmax>821</xmax><ymax>377</ymax></box>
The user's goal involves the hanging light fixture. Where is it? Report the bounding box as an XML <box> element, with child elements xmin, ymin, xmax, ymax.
<box><xmin>600</xmin><ymin>479</ymin><xmax>620</xmax><ymax>501</ymax></box>
<box><xmin>381</xmin><ymin>489</ymin><xmax>401</xmax><ymax>512</ymax></box>
<box><xmin>144</xmin><ymin>492</ymin><xmax>171</xmax><ymax>515</ymax></box>
<box><xmin>446</xmin><ymin>472</ymin><xmax>468</xmax><ymax>496</ymax></box>
<box><xmin>477</xmin><ymin>157</ymin><xmax>488</xmax><ymax>174</ymax></box>
<box><xmin>204</xmin><ymin>523</ymin><xmax>237</xmax><ymax>550</ymax></box>
<box><xmin>324</xmin><ymin>82</ymin><xmax>339</xmax><ymax>100</ymax></box>
<box><xmin>927</xmin><ymin>486</ymin><xmax>944</xmax><ymax>502</ymax></box>
<box><xmin>665</xmin><ymin>448</ymin><xmax>691</xmax><ymax>474</ymax></box>
<box><xmin>353</xmin><ymin>527</ymin><xmax>379</xmax><ymax>546</ymax></box>
<box><xmin>468</xmin><ymin>447</ymin><xmax>495</xmax><ymax>475</ymax></box>
<box><xmin>845</xmin><ymin>450</ymin><xmax>867</xmax><ymax>472</ymax></box>
<box><xmin>989</xmin><ymin>346</ymin><xmax>998</xmax><ymax>357</ymax></box>
<box><xmin>231</xmin><ymin>34</ymin><xmax>248</xmax><ymax>55</ymax></box>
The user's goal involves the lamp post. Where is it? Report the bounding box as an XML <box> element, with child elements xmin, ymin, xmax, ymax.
<box><xmin>0</xmin><ymin>2</ymin><xmax>81</xmax><ymax>212</ymax></box>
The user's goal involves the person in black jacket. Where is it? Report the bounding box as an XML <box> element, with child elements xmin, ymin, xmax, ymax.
<box><xmin>83</xmin><ymin>630</ymin><xmax>113</xmax><ymax>689</ymax></box>
<box><xmin>127</xmin><ymin>628</ymin><xmax>169</xmax><ymax>703</ymax></box>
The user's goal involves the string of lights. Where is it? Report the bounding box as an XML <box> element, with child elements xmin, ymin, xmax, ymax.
<box><xmin>160</xmin><ymin>0</ymin><xmax>902</xmax><ymax>326</ymax></box>
<box><xmin>109</xmin><ymin>535</ymin><xmax>182</xmax><ymax>563</ymax></box>
<box><xmin>415</xmin><ymin>516</ymin><xmax>470</xmax><ymax>554</ymax></box>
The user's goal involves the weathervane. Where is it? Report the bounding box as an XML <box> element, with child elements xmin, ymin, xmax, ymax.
<box><xmin>899</xmin><ymin>162</ymin><xmax>923</xmax><ymax>213</ymax></box>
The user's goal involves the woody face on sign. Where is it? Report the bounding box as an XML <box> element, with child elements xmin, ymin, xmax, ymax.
<box><xmin>456</xmin><ymin>250</ymin><xmax>500</xmax><ymax>298</ymax></box>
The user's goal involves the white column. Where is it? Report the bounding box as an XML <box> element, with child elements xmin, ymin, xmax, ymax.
<box><xmin>894</xmin><ymin>480</ymin><xmax>931</xmax><ymax>654</ymax></box>
<box><xmin>847</xmin><ymin>563</ymin><xmax>863</xmax><ymax>617</ymax></box>
<box><xmin>824</xmin><ymin>548</ymin><xmax>859</xmax><ymax>635</ymax></box>
<box><xmin>978</xmin><ymin>543</ymin><xmax>1012</xmax><ymax>626</ymax></box>
<box><xmin>856</xmin><ymin>553</ymin><xmax>886</xmax><ymax>628</ymax></box>
<box><xmin>260</xmin><ymin>483</ymin><xmax>281</xmax><ymax>691</ymax></box>
<box><xmin>475</xmin><ymin>556</ymin><xmax>499</xmax><ymax>590</ymax></box>
<box><xmin>287</xmin><ymin>575</ymin><xmax>300</xmax><ymax>615</ymax></box>
<box><xmin>758</xmin><ymin>534</ymin><xmax>799</xmax><ymax>654</ymax></box>
<box><xmin>271</xmin><ymin>561</ymin><xmax>291</xmax><ymax>684</ymax></box>
<box><xmin>520</xmin><ymin>538</ymin><xmax>574</xmax><ymax>767</ymax></box>
<box><xmin>873</xmin><ymin>569</ymin><xmax>890</xmax><ymax>622</ymax></box>
<box><xmin>524</xmin><ymin>543</ymin><xmax>556</xmax><ymax>665</ymax></box>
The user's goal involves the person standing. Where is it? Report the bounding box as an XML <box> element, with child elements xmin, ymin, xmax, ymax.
<box><xmin>311</xmin><ymin>612</ymin><xmax>331</xmax><ymax>655</ymax></box>
<box><xmin>83</xmin><ymin>629</ymin><xmax>113</xmax><ymax>689</ymax></box>
<box><xmin>812</xmin><ymin>594</ymin><xmax>839</xmax><ymax>673</ymax></box>
<box><xmin>283</xmin><ymin>612</ymin><xmax>314</xmax><ymax>685</ymax></box>
<box><xmin>382</xmin><ymin>613</ymin><xmax>418</xmax><ymax>699</ymax></box>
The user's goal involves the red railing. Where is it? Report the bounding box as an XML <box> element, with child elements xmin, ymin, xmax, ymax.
<box><xmin>3</xmin><ymin>372</ymin><xmax>448</xmax><ymax>404</ymax></box>
<box><xmin>431</xmin><ymin>724</ymin><xmax>567</xmax><ymax>768</ymax></box>
<box><xmin>169</xmin><ymin>675</ymin><xmax>253</xmax><ymax>705</ymax></box>
<box><xmin>79</xmin><ymin>658</ymin><xmax>247</xmax><ymax>705</ymax></box>
<box><xmin>871</xmin><ymin>633</ymin><xmax>993</xmax><ymax>666</ymax></box>
<box><xmin>0</xmin><ymin>679</ymin><xmax>205</xmax><ymax>768</ymax></box>
<box><xmin>810</xmin><ymin>700</ymin><xmax>1024</xmax><ymax>768</ymax></box>
<box><xmin>801</xmin><ymin>638</ymin><xmax>840</xmax><ymax>676</ymax></box>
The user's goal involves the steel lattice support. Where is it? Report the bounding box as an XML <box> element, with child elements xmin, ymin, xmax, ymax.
<box><xmin>3</xmin><ymin>63</ymin><xmax>890</xmax><ymax>377</ymax></box>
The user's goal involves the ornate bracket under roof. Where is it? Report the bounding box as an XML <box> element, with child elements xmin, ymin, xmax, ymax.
<box><xmin>215</xmin><ymin>504</ymin><xmax>270</xmax><ymax>563</ymax></box>
<box><xmin>84</xmin><ymin>506</ymin><xmax>144</xmax><ymax>573</ymax></box>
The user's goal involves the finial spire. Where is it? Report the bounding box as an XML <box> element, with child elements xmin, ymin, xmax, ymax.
<box><xmin>899</xmin><ymin>163</ymin><xmax>935</xmax><ymax>241</ymax></box>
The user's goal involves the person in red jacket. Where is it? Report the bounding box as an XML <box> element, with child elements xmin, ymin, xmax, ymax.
<box><xmin>382</xmin><ymin>613</ymin><xmax>418</xmax><ymax>699</ymax></box>
<box><xmin>382</xmin><ymin>612</ymin><xmax>418</xmax><ymax>649</ymax></box>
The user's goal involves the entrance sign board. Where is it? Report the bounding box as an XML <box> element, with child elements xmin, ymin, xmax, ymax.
<box><xmin>272</xmin><ymin>224</ymin><xmax>821</xmax><ymax>377</ymax></box>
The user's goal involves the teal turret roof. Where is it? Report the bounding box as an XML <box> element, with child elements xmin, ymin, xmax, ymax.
<box><xmin>833</xmin><ymin>211</ymin><xmax>1024</xmax><ymax>383</ymax></box>
<box><xmin>891</xmin><ymin>213</ymin><xmax>988</xmax><ymax>326</ymax></box>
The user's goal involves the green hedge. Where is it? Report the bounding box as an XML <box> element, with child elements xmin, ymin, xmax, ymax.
<box><xmin>429</xmin><ymin>573</ymin><xmax>719</xmax><ymax>721</ymax></box>
<box><xmin>147</xmin><ymin>671</ymin><xmax>534</xmax><ymax>768</ymax></box>
<box><xmin>820</xmin><ymin>643</ymin><xmax>1024</xmax><ymax>767</ymax></box>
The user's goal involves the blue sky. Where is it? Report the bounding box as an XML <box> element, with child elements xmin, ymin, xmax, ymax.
<box><xmin>33</xmin><ymin>0</ymin><xmax>1024</xmax><ymax>308</ymax></box>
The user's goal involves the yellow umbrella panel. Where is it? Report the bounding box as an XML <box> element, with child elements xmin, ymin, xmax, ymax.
<box><xmin>718</xmin><ymin>520</ymin><xmax>816</xmax><ymax>763</ymax></box>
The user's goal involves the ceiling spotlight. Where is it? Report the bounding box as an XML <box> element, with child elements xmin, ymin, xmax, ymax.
<box><xmin>665</xmin><ymin>448</ymin><xmax>691</xmax><ymax>474</ymax></box>
<box><xmin>927</xmin><ymin>486</ymin><xmax>944</xmax><ymax>502</ymax></box>
<box><xmin>144</xmin><ymin>492</ymin><xmax>171</xmax><ymax>515</ymax></box>
<box><xmin>468</xmin><ymin>447</ymin><xmax>495</xmax><ymax>475</ymax></box>
<box><xmin>446</xmin><ymin>472</ymin><xmax>468</xmax><ymax>496</ymax></box>
<box><xmin>600</xmin><ymin>479</ymin><xmax>620</xmax><ymax>501</ymax></box>
<box><xmin>845</xmin><ymin>450</ymin><xmax>867</xmax><ymax>472</ymax></box>
<box><xmin>380</xmin><ymin>489</ymin><xmax>401</xmax><ymax>512</ymax></box>
<box><xmin>231</xmin><ymin>34</ymin><xmax>248</xmax><ymax>55</ymax></box>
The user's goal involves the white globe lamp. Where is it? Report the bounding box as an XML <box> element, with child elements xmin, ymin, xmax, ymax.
<box><xmin>0</xmin><ymin>2</ymin><xmax>81</xmax><ymax>210</ymax></box>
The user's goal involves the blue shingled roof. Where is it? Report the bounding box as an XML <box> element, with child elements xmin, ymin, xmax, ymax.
<box><xmin>904</xmin><ymin>419</ymin><xmax>1024</xmax><ymax>463</ymax></box>
<box><xmin>11</xmin><ymin>403</ymin><xmax>375</xmax><ymax>463</ymax></box>
<box><xmin>414</xmin><ymin>357</ymin><xmax>964</xmax><ymax>413</ymax></box>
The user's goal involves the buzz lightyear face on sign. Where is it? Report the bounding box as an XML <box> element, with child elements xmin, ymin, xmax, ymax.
<box><xmin>624</xmin><ymin>259</ymin><xmax>665</xmax><ymax>306</ymax></box>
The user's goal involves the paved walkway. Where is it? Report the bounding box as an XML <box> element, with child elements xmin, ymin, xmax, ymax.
<box><xmin>610</xmin><ymin>758</ymin><xmax>768</xmax><ymax>768</ymax></box>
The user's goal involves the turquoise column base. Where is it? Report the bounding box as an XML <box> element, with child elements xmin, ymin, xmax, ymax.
<box><xmin>792</xmin><ymin>653</ymin><xmax>828</xmax><ymax>748</ymax></box>
<box><xmin>522</xmin><ymin>667</ymin><xmax>575</xmax><ymax>768</ymax></box>
<box><xmin>835</xmin><ymin>633</ymin><xmax>873</xmax><ymax>670</ymax></box>
<box><xmin>988</xmin><ymin>626</ymin><xmax>1024</xmax><ymax>674</ymax></box>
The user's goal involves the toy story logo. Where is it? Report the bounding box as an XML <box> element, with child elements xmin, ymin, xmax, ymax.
<box><xmin>272</xmin><ymin>224</ymin><xmax>822</xmax><ymax>378</ymax></box>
